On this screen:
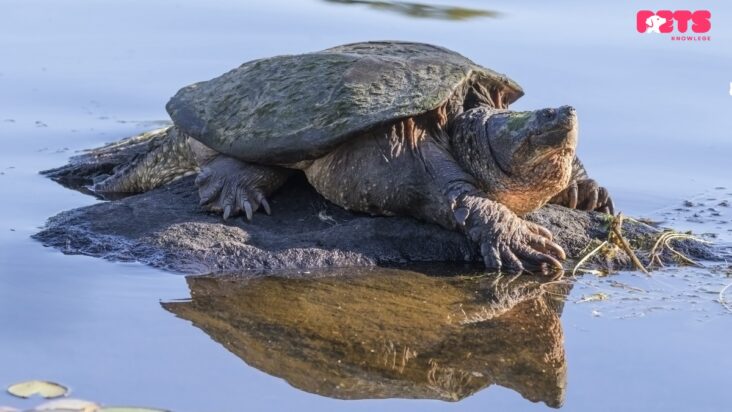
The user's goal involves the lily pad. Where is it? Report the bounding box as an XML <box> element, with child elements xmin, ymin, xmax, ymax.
<box><xmin>33</xmin><ymin>398</ymin><xmax>99</xmax><ymax>412</ymax></box>
<box><xmin>6</xmin><ymin>380</ymin><xmax>68</xmax><ymax>399</ymax></box>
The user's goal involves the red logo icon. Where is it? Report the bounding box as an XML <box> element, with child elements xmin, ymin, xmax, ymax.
<box><xmin>636</xmin><ymin>10</ymin><xmax>711</xmax><ymax>41</ymax></box>
<box><xmin>637</xmin><ymin>10</ymin><xmax>711</xmax><ymax>34</ymax></box>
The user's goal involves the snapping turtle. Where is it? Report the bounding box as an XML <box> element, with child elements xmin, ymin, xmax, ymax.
<box><xmin>95</xmin><ymin>41</ymin><xmax>613</xmax><ymax>274</ymax></box>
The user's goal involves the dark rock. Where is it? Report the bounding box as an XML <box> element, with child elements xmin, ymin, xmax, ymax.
<box><xmin>34</xmin><ymin>135</ymin><xmax>719</xmax><ymax>275</ymax></box>
<box><xmin>33</xmin><ymin>179</ymin><xmax>718</xmax><ymax>274</ymax></box>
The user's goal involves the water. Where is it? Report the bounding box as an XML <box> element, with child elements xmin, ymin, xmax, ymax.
<box><xmin>0</xmin><ymin>0</ymin><xmax>731</xmax><ymax>410</ymax></box>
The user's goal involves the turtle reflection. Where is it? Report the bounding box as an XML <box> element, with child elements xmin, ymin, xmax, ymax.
<box><xmin>322</xmin><ymin>0</ymin><xmax>499</xmax><ymax>21</ymax></box>
<box><xmin>162</xmin><ymin>268</ymin><xmax>570</xmax><ymax>407</ymax></box>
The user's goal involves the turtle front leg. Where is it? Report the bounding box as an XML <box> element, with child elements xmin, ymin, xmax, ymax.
<box><xmin>420</xmin><ymin>141</ymin><xmax>566</xmax><ymax>275</ymax></box>
<box><xmin>195</xmin><ymin>155</ymin><xmax>291</xmax><ymax>220</ymax></box>
<box><xmin>453</xmin><ymin>192</ymin><xmax>566</xmax><ymax>274</ymax></box>
<box><xmin>302</xmin><ymin>130</ymin><xmax>566</xmax><ymax>274</ymax></box>
<box><xmin>548</xmin><ymin>157</ymin><xmax>614</xmax><ymax>214</ymax></box>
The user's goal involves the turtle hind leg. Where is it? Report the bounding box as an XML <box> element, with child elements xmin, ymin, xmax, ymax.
<box><xmin>195</xmin><ymin>155</ymin><xmax>292</xmax><ymax>220</ymax></box>
<box><xmin>548</xmin><ymin>156</ymin><xmax>615</xmax><ymax>214</ymax></box>
<box><xmin>93</xmin><ymin>127</ymin><xmax>198</xmax><ymax>193</ymax></box>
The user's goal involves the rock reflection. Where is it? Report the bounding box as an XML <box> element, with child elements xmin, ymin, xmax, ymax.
<box><xmin>322</xmin><ymin>0</ymin><xmax>499</xmax><ymax>21</ymax></box>
<box><xmin>162</xmin><ymin>268</ymin><xmax>570</xmax><ymax>407</ymax></box>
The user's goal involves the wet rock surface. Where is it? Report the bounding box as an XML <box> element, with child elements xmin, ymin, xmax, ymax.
<box><xmin>35</xmin><ymin>134</ymin><xmax>718</xmax><ymax>275</ymax></box>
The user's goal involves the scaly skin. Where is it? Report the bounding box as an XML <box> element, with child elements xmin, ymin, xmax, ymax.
<box><xmin>93</xmin><ymin>128</ymin><xmax>197</xmax><ymax>193</ymax></box>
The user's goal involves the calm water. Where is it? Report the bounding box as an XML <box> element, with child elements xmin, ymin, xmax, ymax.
<box><xmin>0</xmin><ymin>0</ymin><xmax>731</xmax><ymax>411</ymax></box>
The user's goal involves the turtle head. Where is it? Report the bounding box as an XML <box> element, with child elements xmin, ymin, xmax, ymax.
<box><xmin>452</xmin><ymin>106</ymin><xmax>577</xmax><ymax>215</ymax></box>
<box><xmin>483</xmin><ymin>106</ymin><xmax>577</xmax><ymax>214</ymax></box>
<box><xmin>486</xmin><ymin>106</ymin><xmax>577</xmax><ymax>174</ymax></box>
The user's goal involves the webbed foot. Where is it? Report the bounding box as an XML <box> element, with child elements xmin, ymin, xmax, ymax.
<box><xmin>457</xmin><ymin>195</ymin><xmax>566</xmax><ymax>275</ymax></box>
<box><xmin>195</xmin><ymin>155</ymin><xmax>290</xmax><ymax>221</ymax></box>
<box><xmin>550</xmin><ymin>178</ymin><xmax>614</xmax><ymax>214</ymax></box>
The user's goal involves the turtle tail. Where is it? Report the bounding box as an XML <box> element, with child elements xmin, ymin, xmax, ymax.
<box><xmin>93</xmin><ymin>127</ymin><xmax>198</xmax><ymax>193</ymax></box>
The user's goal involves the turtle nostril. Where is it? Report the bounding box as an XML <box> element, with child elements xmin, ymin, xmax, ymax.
<box><xmin>560</xmin><ymin>105</ymin><xmax>576</xmax><ymax>115</ymax></box>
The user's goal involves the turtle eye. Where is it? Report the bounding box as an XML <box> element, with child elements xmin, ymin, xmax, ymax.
<box><xmin>541</xmin><ymin>109</ymin><xmax>556</xmax><ymax>120</ymax></box>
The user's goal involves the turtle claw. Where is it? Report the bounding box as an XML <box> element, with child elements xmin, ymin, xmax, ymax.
<box><xmin>261</xmin><ymin>198</ymin><xmax>271</xmax><ymax>215</ymax></box>
<box><xmin>243</xmin><ymin>201</ymin><xmax>253</xmax><ymax>221</ymax></box>
<box><xmin>551</xmin><ymin>178</ymin><xmax>614</xmax><ymax>215</ymax></box>
<box><xmin>567</xmin><ymin>181</ymin><xmax>578</xmax><ymax>209</ymax></box>
<box><xmin>194</xmin><ymin>156</ymin><xmax>287</xmax><ymax>221</ymax></box>
<box><xmin>527</xmin><ymin>221</ymin><xmax>554</xmax><ymax>241</ymax></box>
<box><xmin>605</xmin><ymin>196</ymin><xmax>615</xmax><ymax>215</ymax></box>
<box><xmin>547</xmin><ymin>242</ymin><xmax>567</xmax><ymax>261</ymax></box>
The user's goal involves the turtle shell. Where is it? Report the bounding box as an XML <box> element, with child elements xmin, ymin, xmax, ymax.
<box><xmin>166</xmin><ymin>41</ymin><xmax>523</xmax><ymax>164</ymax></box>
